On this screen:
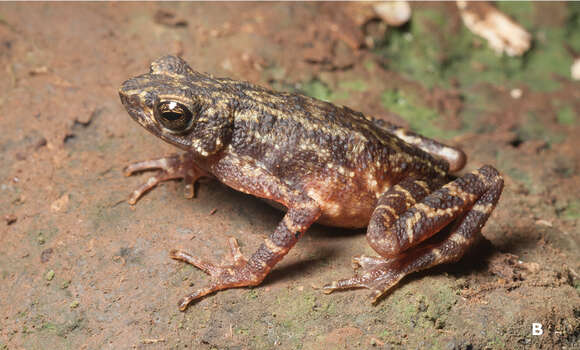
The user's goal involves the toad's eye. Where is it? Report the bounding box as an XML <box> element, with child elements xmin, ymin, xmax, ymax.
<box><xmin>155</xmin><ymin>101</ymin><xmax>194</xmax><ymax>133</ymax></box>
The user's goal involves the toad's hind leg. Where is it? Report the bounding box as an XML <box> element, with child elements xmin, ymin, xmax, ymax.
<box><xmin>124</xmin><ymin>152</ymin><xmax>210</xmax><ymax>204</ymax></box>
<box><xmin>323</xmin><ymin>165</ymin><xmax>503</xmax><ymax>302</ymax></box>
<box><xmin>377</xmin><ymin>121</ymin><xmax>467</xmax><ymax>172</ymax></box>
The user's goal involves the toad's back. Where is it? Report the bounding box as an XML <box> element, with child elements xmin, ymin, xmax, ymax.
<box><xmin>219</xmin><ymin>81</ymin><xmax>450</xmax><ymax>227</ymax></box>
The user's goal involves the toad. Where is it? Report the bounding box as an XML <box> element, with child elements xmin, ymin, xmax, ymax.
<box><xmin>119</xmin><ymin>56</ymin><xmax>503</xmax><ymax>310</ymax></box>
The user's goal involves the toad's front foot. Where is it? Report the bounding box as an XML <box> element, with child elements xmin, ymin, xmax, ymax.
<box><xmin>124</xmin><ymin>152</ymin><xmax>210</xmax><ymax>204</ymax></box>
<box><xmin>170</xmin><ymin>237</ymin><xmax>263</xmax><ymax>311</ymax></box>
<box><xmin>322</xmin><ymin>254</ymin><xmax>406</xmax><ymax>303</ymax></box>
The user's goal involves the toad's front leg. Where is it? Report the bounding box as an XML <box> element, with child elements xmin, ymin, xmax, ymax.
<box><xmin>170</xmin><ymin>154</ymin><xmax>321</xmax><ymax>311</ymax></box>
<box><xmin>124</xmin><ymin>152</ymin><xmax>211</xmax><ymax>204</ymax></box>
<box><xmin>323</xmin><ymin>165</ymin><xmax>503</xmax><ymax>302</ymax></box>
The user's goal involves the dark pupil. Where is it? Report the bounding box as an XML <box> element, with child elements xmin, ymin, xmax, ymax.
<box><xmin>157</xmin><ymin>101</ymin><xmax>193</xmax><ymax>132</ymax></box>
<box><xmin>161</xmin><ymin>111</ymin><xmax>181</xmax><ymax>121</ymax></box>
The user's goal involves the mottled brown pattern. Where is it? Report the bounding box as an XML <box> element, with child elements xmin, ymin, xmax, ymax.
<box><xmin>119</xmin><ymin>56</ymin><xmax>503</xmax><ymax>310</ymax></box>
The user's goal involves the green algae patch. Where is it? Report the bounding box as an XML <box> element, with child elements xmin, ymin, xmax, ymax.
<box><xmin>271</xmin><ymin>290</ymin><xmax>320</xmax><ymax>344</ymax></box>
<box><xmin>246</xmin><ymin>289</ymin><xmax>259</xmax><ymax>300</ymax></box>
<box><xmin>301</xmin><ymin>78</ymin><xmax>350</xmax><ymax>103</ymax></box>
<box><xmin>276</xmin><ymin>290</ymin><xmax>318</xmax><ymax>319</ymax></box>
<box><xmin>385</xmin><ymin>278</ymin><xmax>458</xmax><ymax>336</ymax></box>
<box><xmin>338</xmin><ymin>79</ymin><xmax>368</xmax><ymax>93</ymax></box>
<box><xmin>556</xmin><ymin>105</ymin><xmax>576</xmax><ymax>126</ymax></box>
<box><xmin>421</xmin><ymin>282</ymin><xmax>458</xmax><ymax>329</ymax></box>
<box><xmin>381</xmin><ymin>89</ymin><xmax>458</xmax><ymax>140</ymax></box>
<box><xmin>496</xmin><ymin>149</ymin><xmax>536</xmax><ymax>194</ymax></box>
<box><xmin>301</xmin><ymin>79</ymin><xmax>334</xmax><ymax>102</ymax></box>
<box><xmin>460</xmin><ymin>88</ymin><xmax>502</xmax><ymax>134</ymax></box>
<box><xmin>374</xmin><ymin>9</ymin><xmax>457</xmax><ymax>89</ymax></box>
<box><xmin>517</xmin><ymin>112</ymin><xmax>565</xmax><ymax>146</ymax></box>
<box><xmin>40</xmin><ymin>317</ymin><xmax>84</xmax><ymax>338</ymax></box>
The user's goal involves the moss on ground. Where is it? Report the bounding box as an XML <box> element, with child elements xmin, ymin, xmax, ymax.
<box><xmin>375</xmin><ymin>2</ymin><xmax>580</xmax><ymax>93</ymax></box>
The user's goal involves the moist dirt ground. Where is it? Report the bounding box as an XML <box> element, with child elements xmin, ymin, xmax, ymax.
<box><xmin>1</xmin><ymin>2</ymin><xmax>579</xmax><ymax>349</ymax></box>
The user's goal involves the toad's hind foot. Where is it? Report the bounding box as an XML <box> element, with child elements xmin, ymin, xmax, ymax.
<box><xmin>124</xmin><ymin>152</ymin><xmax>210</xmax><ymax>204</ymax></box>
<box><xmin>323</xmin><ymin>216</ymin><xmax>494</xmax><ymax>303</ymax></box>
<box><xmin>322</xmin><ymin>255</ymin><xmax>406</xmax><ymax>303</ymax></box>
<box><xmin>170</xmin><ymin>237</ymin><xmax>262</xmax><ymax>311</ymax></box>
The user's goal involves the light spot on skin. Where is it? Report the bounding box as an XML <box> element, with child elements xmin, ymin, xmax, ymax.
<box><xmin>405</xmin><ymin>211</ymin><xmax>422</xmax><ymax>243</ymax></box>
<box><xmin>414</xmin><ymin>203</ymin><xmax>430</xmax><ymax>213</ymax></box>
<box><xmin>351</xmin><ymin>140</ymin><xmax>366</xmax><ymax>155</ymax></box>
<box><xmin>347</xmin><ymin>206</ymin><xmax>366</xmax><ymax>217</ymax></box>
<box><xmin>472</xmin><ymin>202</ymin><xmax>493</xmax><ymax>214</ymax></box>
<box><xmin>325</xmin><ymin>201</ymin><xmax>342</xmax><ymax>217</ymax></box>
<box><xmin>444</xmin><ymin>182</ymin><xmax>476</xmax><ymax>203</ymax></box>
<box><xmin>394</xmin><ymin>185</ymin><xmax>415</xmax><ymax>204</ymax></box>
<box><xmin>474</xmin><ymin>170</ymin><xmax>490</xmax><ymax>186</ymax></box>
<box><xmin>283</xmin><ymin>215</ymin><xmax>300</xmax><ymax>232</ymax></box>
<box><xmin>415</xmin><ymin>201</ymin><xmax>460</xmax><ymax>219</ymax></box>
<box><xmin>365</xmin><ymin>173</ymin><xmax>378</xmax><ymax>192</ymax></box>
<box><xmin>307</xmin><ymin>189</ymin><xmax>341</xmax><ymax>218</ymax></box>
<box><xmin>194</xmin><ymin>142</ymin><xmax>209</xmax><ymax>157</ymax></box>
<box><xmin>450</xmin><ymin>234</ymin><xmax>467</xmax><ymax>245</ymax></box>
<box><xmin>431</xmin><ymin>248</ymin><xmax>442</xmax><ymax>259</ymax></box>
<box><xmin>415</xmin><ymin>180</ymin><xmax>430</xmax><ymax>193</ymax></box>
<box><xmin>264</xmin><ymin>238</ymin><xmax>284</xmax><ymax>254</ymax></box>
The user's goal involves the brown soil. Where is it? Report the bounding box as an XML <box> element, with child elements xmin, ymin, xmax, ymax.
<box><xmin>1</xmin><ymin>3</ymin><xmax>578</xmax><ymax>349</ymax></box>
